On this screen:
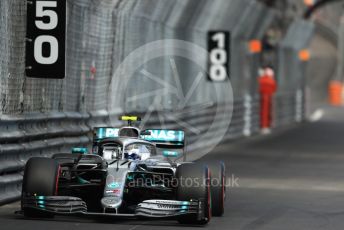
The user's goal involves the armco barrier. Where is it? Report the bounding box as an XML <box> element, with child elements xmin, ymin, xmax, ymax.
<box><xmin>273</xmin><ymin>91</ymin><xmax>305</xmax><ymax>127</ymax></box>
<box><xmin>0</xmin><ymin>173</ymin><xmax>22</xmax><ymax>205</ymax></box>
<box><xmin>0</xmin><ymin>113</ymin><xmax>91</xmax><ymax>205</ymax></box>
<box><xmin>126</xmin><ymin>97</ymin><xmax>261</xmax><ymax>159</ymax></box>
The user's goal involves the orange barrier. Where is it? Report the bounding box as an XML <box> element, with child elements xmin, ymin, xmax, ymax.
<box><xmin>298</xmin><ymin>49</ymin><xmax>310</xmax><ymax>62</ymax></box>
<box><xmin>249</xmin><ymin>40</ymin><xmax>262</xmax><ymax>53</ymax></box>
<box><xmin>328</xmin><ymin>81</ymin><xmax>343</xmax><ymax>106</ymax></box>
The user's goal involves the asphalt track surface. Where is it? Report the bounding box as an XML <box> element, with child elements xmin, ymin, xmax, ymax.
<box><xmin>1</xmin><ymin>106</ymin><xmax>344</xmax><ymax>230</ymax></box>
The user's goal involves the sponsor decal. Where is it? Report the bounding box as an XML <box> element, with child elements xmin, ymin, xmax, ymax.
<box><xmin>157</xmin><ymin>204</ymin><xmax>175</xmax><ymax>209</ymax></box>
<box><xmin>139</xmin><ymin>200</ymin><xmax>191</xmax><ymax>211</ymax></box>
<box><xmin>105</xmin><ymin>189</ymin><xmax>121</xmax><ymax>195</ymax></box>
<box><xmin>140</xmin><ymin>200</ymin><xmax>190</xmax><ymax>210</ymax></box>
<box><xmin>142</xmin><ymin>130</ymin><xmax>184</xmax><ymax>143</ymax></box>
<box><xmin>105</xmin><ymin>128</ymin><xmax>119</xmax><ymax>138</ymax></box>
<box><xmin>153</xmin><ymin>200</ymin><xmax>189</xmax><ymax>205</ymax></box>
<box><xmin>162</xmin><ymin>150</ymin><xmax>179</xmax><ymax>157</ymax></box>
<box><xmin>96</xmin><ymin>128</ymin><xmax>120</xmax><ymax>139</ymax></box>
<box><xmin>107</xmin><ymin>182</ymin><xmax>121</xmax><ymax>189</ymax></box>
<box><xmin>101</xmin><ymin>197</ymin><xmax>122</xmax><ymax>207</ymax></box>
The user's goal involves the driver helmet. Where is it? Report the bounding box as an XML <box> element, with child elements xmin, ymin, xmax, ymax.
<box><xmin>125</xmin><ymin>145</ymin><xmax>151</xmax><ymax>161</ymax></box>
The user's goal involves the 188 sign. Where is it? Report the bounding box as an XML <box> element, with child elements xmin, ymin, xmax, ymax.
<box><xmin>26</xmin><ymin>0</ymin><xmax>66</xmax><ymax>79</ymax></box>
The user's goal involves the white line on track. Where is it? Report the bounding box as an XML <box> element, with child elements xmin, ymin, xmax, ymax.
<box><xmin>128</xmin><ymin>225</ymin><xmax>140</xmax><ymax>230</ymax></box>
<box><xmin>128</xmin><ymin>221</ymin><xmax>149</xmax><ymax>230</ymax></box>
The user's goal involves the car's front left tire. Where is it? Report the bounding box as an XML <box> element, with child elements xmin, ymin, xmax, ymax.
<box><xmin>21</xmin><ymin>157</ymin><xmax>60</xmax><ymax>218</ymax></box>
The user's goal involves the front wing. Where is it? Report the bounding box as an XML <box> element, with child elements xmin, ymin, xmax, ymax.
<box><xmin>20</xmin><ymin>196</ymin><xmax>205</xmax><ymax>220</ymax></box>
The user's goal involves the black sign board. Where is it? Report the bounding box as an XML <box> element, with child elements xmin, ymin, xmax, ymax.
<box><xmin>26</xmin><ymin>0</ymin><xmax>66</xmax><ymax>79</ymax></box>
<box><xmin>207</xmin><ymin>31</ymin><xmax>230</xmax><ymax>81</ymax></box>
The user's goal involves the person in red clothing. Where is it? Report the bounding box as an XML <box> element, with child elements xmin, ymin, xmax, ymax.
<box><xmin>258</xmin><ymin>67</ymin><xmax>277</xmax><ymax>133</ymax></box>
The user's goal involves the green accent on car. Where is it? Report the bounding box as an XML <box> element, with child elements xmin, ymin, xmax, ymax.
<box><xmin>95</xmin><ymin>127</ymin><xmax>120</xmax><ymax>139</ymax></box>
<box><xmin>72</xmin><ymin>147</ymin><xmax>88</xmax><ymax>154</ymax></box>
<box><xmin>77</xmin><ymin>176</ymin><xmax>90</xmax><ymax>184</ymax></box>
<box><xmin>162</xmin><ymin>150</ymin><xmax>179</xmax><ymax>157</ymax></box>
<box><xmin>38</xmin><ymin>200</ymin><xmax>44</xmax><ymax>205</ymax></box>
<box><xmin>36</xmin><ymin>196</ymin><xmax>45</xmax><ymax>208</ymax></box>
<box><xmin>141</xmin><ymin>129</ymin><xmax>185</xmax><ymax>144</ymax></box>
<box><xmin>107</xmin><ymin>182</ymin><xmax>121</xmax><ymax>188</ymax></box>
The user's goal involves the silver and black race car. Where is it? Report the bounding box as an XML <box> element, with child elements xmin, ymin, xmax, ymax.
<box><xmin>19</xmin><ymin>116</ymin><xmax>226</xmax><ymax>225</ymax></box>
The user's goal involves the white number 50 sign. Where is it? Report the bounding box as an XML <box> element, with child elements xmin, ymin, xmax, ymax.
<box><xmin>34</xmin><ymin>1</ymin><xmax>59</xmax><ymax>64</ymax></box>
<box><xmin>26</xmin><ymin>0</ymin><xmax>66</xmax><ymax>79</ymax></box>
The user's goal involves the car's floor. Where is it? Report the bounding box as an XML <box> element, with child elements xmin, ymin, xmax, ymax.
<box><xmin>1</xmin><ymin>106</ymin><xmax>344</xmax><ymax>230</ymax></box>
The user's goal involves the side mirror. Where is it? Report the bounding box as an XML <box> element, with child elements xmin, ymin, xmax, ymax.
<box><xmin>72</xmin><ymin>147</ymin><xmax>88</xmax><ymax>154</ymax></box>
<box><xmin>140</xmin><ymin>130</ymin><xmax>151</xmax><ymax>136</ymax></box>
<box><xmin>162</xmin><ymin>150</ymin><xmax>180</xmax><ymax>157</ymax></box>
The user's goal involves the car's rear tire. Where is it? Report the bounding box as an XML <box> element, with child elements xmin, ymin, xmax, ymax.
<box><xmin>176</xmin><ymin>163</ymin><xmax>211</xmax><ymax>225</ymax></box>
<box><xmin>21</xmin><ymin>157</ymin><xmax>60</xmax><ymax>218</ymax></box>
<box><xmin>207</xmin><ymin>161</ymin><xmax>226</xmax><ymax>216</ymax></box>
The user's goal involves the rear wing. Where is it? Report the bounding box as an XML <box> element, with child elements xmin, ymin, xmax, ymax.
<box><xmin>93</xmin><ymin>127</ymin><xmax>185</xmax><ymax>148</ymax></box>
<box><xmin>93</xmin><ymin>127</ymin><xmax>120</xmax><ymax>142</ymax></box>
<box><xmin>93</xmin><ymin>126</ymin><xmax>142</xmax><ymax>142</ymax></box>
<box><xmin>93</xmin><ymin>127</ymin><xmax>186</xmax><ymax>160</ymax></box>
<box><xmin>141</xmin><ymin>129</ymin><xmax>185</xmax><ymax>149</ymax></box>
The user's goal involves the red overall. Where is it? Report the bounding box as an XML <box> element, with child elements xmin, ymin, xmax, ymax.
<box><xmin>259</xmin><ymin>75</ymin><xmax>277</xmax><ymax>128</ymax></box>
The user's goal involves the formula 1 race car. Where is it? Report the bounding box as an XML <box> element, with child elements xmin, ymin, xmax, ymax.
<box><xmin>20</xmin><ymin>116</ymin><xmax>226</xmax><ymax>225</ymax></box>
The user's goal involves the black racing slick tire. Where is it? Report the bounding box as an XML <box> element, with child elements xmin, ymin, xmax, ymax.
<box><xmin>21</xmin><ymin>157</ymin><xmax>60</xmax><ymax>218</ymax></box>
<box><xmin>176</xmin><ymin>163</ymin><xmax>211</xmax><ymax>225</ymax></box>
<box><xmin>207</xmin><ymin>161</ymin><xmax>226</xmax><ymax>216</ymax></box>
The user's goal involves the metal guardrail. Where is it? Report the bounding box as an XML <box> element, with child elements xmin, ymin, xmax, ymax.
<box><xmin>0</xmin><ymin>173</ymin><xmax>22</xmax><ymax>205</ymax></box>
<box><xmin>273</xmin><ymin>91</ymin><xmax>305</xmax><ymax>127</ymax></box>
<box><xmin>0</xmin><ymin>113</ymin><xmax>91</xmax><ymax>205</ymax></box>
<box><xmin>128</xmin><ymin>97</ymin><xmax>261</xmax><ymax>159</ymax></box>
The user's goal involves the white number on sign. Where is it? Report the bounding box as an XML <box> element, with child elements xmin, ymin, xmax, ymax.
<box><xmin>34</xmin><ymin>35</ymin><xmax>58</xmax><ymax>64</ymax></box>
<box><xmin>209</xmin><ymin>32</ymin><xmax>228</xmax><ymax>81</ymax></box>
<box><xmin>34</xmin><ymin>1</ymin><xmax>58</xmax><ymax>64</ymax></box>
<box><xmin>35</xmin><ymin>1</ymin><xmax>58</xmax><ymax>30</ymax></box>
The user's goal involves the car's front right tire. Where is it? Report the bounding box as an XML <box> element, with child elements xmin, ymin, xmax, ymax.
<box><xmin>176</xmin><ymin>163</ymin><xmax>211</xmax><ymax>225</ymax></box>
<box><xmin>207</xmin><ymin>161</ymin><xmax>226</xmax><ymax>216</ymax></box>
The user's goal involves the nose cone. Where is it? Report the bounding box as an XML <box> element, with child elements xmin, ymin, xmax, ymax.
<box><xmin>101</xmin><ymin>197</ymin><xmax>122</xmax><ymax>209</ymax></box>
